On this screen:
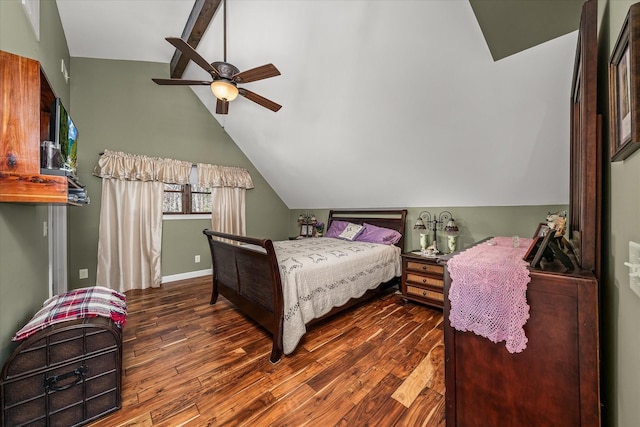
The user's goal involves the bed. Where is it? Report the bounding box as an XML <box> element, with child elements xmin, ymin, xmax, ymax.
<box><xmin>203</xmin><ymin>209</ymin><xmax>407</xmax><ymax>363</ymax></box>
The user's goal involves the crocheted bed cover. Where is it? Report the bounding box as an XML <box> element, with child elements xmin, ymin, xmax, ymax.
<box><xmin>447</xmin><ymin>236</ymin><xmax>533</xmax><ymax>353</ymax></box>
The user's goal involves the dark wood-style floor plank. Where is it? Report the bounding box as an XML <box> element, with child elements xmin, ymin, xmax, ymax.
<box><xmin>88</xmin><ymin>276</ymin><xmax>445</xmax><ymax>426</ymax></box>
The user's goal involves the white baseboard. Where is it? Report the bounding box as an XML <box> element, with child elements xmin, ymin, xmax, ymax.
<box><xmin>162</xmin><ymin>268</ymin><xmax>212</xmax><ymax>283</ymax></box>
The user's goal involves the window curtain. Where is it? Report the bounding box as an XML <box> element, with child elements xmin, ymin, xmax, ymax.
<box><xmin>93</xmin><ymin>150</ymin><xmax>191</xmax><ymax>292</ymax></box>
<box><xmin>197</xmin><ymin>164</ymin><xmax>254</xmax><ymax>235</ymax></box>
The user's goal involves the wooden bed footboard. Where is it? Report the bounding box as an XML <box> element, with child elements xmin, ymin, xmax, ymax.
<box><xmin>202</xmin><ymin>230</ymin><xmax>285</xmax><ymax>363</ymax></box>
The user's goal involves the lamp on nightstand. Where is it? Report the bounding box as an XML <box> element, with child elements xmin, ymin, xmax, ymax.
<box><xmin>413</xmin><ymin>210</ymin><xmax>453</xmax><ymax>254</ymax></box>
<box><xmin>445</xmin><ymin>218</ymin><xmax>459</xmax><ymax>253</ymax></box>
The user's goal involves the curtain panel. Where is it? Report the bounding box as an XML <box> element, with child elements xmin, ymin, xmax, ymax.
<box><xmin>94</xmin><ymin>150</ymin><xmax>192</xmax><ymax>292</ymax></box>
<box><xmin>198</xmin><ymin>164</ymin><xmax>253</xmax><ymax>236</ymax></box>
<box><xmin>96</xmin><ymin>179</ymin><xmax>164</xmax><ymax>292</ymax></box>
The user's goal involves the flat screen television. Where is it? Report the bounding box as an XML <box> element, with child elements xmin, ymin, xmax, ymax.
<box><xmin>49</xmin><ymin>98</ymin><xmax>78</xmax><ymax>174</ymax></box>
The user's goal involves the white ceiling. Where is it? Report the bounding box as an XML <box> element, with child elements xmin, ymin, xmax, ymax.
<box><xmin>56</xmin><ymin>0</ymin><xmax>578</xmax><ymax>209</ymax></box>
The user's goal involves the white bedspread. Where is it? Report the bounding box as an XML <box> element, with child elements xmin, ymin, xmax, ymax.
<box><xmin>273</xmin><ymin>237</ymin><xmax>402</xmax><ymax>354</ymax></box>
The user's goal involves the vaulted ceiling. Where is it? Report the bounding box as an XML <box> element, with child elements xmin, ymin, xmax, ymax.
<box><xmin>56</xmin><ymin>0</ymin><xmax>584</xmax><ymax>209</ymax></box>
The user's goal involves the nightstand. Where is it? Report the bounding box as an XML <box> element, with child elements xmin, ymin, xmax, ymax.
<box><xmin>401</xmin><ymin>252</ymin><xmax>445</xmax><ymax>309</ymax></box>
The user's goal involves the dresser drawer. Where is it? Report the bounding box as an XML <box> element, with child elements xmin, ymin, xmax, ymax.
<box><xmin>406</xmin><ymin>261</ymin><xmax>444</xmax><ymax>275</ymax></box>
<box><xmin>407</xmin><ymin>286</ymin><xmax>444</xmax><ymax>302</ymax></box>
<box><xmin>406</xmin><ymin>273</ymin><xmax>444</xmax><ymax>289</ymax></box>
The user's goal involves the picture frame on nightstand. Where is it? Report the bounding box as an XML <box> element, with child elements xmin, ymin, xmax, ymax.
<box><xmin>299</xmin><ymin>224</ymin><xmax>313</xmax><ymax>237</ymax></box>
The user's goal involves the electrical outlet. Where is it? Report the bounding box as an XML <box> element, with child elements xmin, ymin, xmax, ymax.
<box><xmin>625</xmin><ymin>241</ymin><xmax>640</xmax><ymax>298</ymax></box>
<box><xmin>195</xmin><ymin>255</ymin><xmax>201</xmax><ymax>263</ymax></box>
<box><xmin>79</xmin><ymin>269</ymin><xmax>88</xmax><ymax>279</ymax></box>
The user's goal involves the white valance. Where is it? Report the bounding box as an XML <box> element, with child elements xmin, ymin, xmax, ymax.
<box><xmin>197</xmin><ymin>164</ymin><xmax>254</xmax><ymax>189</ymax></box>
<box><xmin>93</xmin><ymin>149</ymin><xmax>192</xmax><ymax>184</ymax></box>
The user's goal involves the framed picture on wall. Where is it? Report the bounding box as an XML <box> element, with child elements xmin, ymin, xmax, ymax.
<box><xmin>610</xmin><ymin>3</ymin><xmax>640</xmax><ymax>161</ymax></box>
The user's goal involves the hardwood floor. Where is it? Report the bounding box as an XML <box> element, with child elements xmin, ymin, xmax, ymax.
<box><xmin>88</xmin><ymin>277</ymin><xmax>446</xmax><ymax>427</ymax></box>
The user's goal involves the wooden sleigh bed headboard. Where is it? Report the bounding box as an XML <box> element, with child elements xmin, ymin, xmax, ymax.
<box><xmin>325</xmin><ymin>209</ymin><xmax>407</xmax><ymax>250</ymax></box>
<box><xmin>203</xmin><ymin>209</ymin><xmax>407</xmax><ymax>363</ymax></box>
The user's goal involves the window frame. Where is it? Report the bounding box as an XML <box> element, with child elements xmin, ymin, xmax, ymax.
<box><xmin>163</xmin><ymin>166</ymin><xmax>212</xmax><ymax>215</ymax></box>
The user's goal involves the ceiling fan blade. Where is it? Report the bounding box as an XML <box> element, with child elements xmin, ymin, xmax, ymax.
<box><xmin>165</xmin><ymin>37</ymin><xmax>219</xmax><ymax>77</ymax></box>
<box><xmin>216</xmin><ymin>99</ymin><xmax>229</xmax><ymax>115</ymax></box>
<box><xmin>239</xmin><ymin>88</ymin><xmax>282</xmax><ymax>112</ymax></box>
<box><xmin>152</xmin><ymin>78</ymin><xmax>212</xmax><ymax>86</ymax></box>
<box><xmin>233</xmin><ymin>64</ymin><xmax>281</xmax><ymax>84</ymax></box>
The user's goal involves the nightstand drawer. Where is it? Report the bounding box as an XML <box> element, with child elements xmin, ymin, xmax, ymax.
<box><xmin>407</xmin><ymin>286</ymin><xmax>444</xmax><ymax>302</ymax></box>
<box><xmin>401</xmin><ymin>252</ymin><xmax>445</xmax><ymax>309</ymax></box>
<box><xmin>406</xmin><ymin>273</ymin><xmax>444</xmax><ymax>289</ymax></box>
<box><xmin>406</xmin><ymin>261</ymin><xmax>444</xmax><ymax>275</ymax></box>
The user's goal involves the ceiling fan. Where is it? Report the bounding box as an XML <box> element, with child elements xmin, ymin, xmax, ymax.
<box><xmin>152</xmin><ymin>0</ymin><xmax>281</xmax><ymax>115</ymax></box>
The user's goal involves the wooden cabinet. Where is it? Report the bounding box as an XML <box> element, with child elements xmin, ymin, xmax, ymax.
<box><xmin>443</xmin><ymin>256</ymin><xmax>599</xmax><ymax>426</ymax></box>
<box><xmin>0</xmin><ymin>50</ymin><xmax>69</xmax><ymax>204</ymax></box>
<box><xmin>401</xmin><ymin>252</ymin><xmax>444</xmax><ymax>309</ymax></box>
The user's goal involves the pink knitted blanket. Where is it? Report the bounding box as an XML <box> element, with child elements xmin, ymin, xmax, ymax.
<box><xmin>447</xmin><ymin>236</ymin><xmax>533</xmax><ymax>353</ymax></box>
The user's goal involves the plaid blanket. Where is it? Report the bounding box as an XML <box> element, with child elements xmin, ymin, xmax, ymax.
<box><xmin>12</xmin><ymin>286</ymin><xmax>127</xmax><ymax>341</ymax></box>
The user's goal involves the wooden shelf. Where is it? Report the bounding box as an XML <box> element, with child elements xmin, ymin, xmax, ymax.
<box><xmin>0</xmin><ymin>172</ymin><xmax>68</xmax><ymax>203</ymax></box>
<box><xmin>0</xmin><ymin>50</ymin><xmax>87</xmax><ymax>205</ymax></box>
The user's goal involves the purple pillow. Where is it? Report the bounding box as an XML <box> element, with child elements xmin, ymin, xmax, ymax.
<box><xmin>325</xmin><ymin>220</ymin><xmax>351</xmax><ymax>238</ymax></box>
<box><xmin>355</xmin><ymin>223</ymin><xmax>402</xmax><ymax>245</ymax></box>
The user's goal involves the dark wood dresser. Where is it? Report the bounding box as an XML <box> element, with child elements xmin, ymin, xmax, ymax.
<box><xmin>442</xmin><ymin>252</ymin><xmax>599</xmax><ymax>426</ymax></box>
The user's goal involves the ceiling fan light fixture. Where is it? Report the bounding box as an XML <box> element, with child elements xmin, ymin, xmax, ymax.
<box><xmin>211</xmin><ymin>79</ymin><xmax>239</xmax><ymax>102</ymax></box>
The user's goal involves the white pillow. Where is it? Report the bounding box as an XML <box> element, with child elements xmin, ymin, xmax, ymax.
<box><xmin>338</xmin><ymin>223</ymin><xmax>364</xmax><ymax>241</ymax></box>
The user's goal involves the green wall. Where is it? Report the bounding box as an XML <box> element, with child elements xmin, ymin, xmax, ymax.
<box><xmin>599</xmin><ymin>2</ymin><xmax>640</xmax><ymax>426</ymax></box>
<box><xmin>0</xmin><ymin>205</ymin><xmax>50</xmax><ymax>367</ymax></box>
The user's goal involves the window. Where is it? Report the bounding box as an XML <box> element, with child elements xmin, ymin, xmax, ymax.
<box><xmin>163</xmin><ymin>167</ymin><xmax>211</xmax><ymax>214</ymax></box>
<box><xmin>163</xmin><ymin>183</ymin><xmax>212</xmax><ymax>214</ymax></box>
